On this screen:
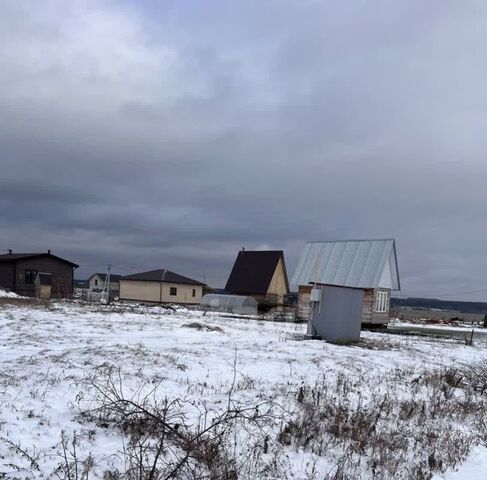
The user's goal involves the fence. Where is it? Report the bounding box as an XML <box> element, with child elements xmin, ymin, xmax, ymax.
<box><xmin>74</xmin><ymin>288</ymin><xmax>118</xmax><ymax>303</ymax></box>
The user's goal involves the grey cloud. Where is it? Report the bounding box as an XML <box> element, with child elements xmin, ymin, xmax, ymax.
<box><xmin>1</xmin><ymin>0</ymin><xmax>487</xmax><ymax>297</ymax></box>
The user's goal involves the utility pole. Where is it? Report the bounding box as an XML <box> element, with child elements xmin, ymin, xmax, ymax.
<box><xmin>101</xmin><ymin>263</ymin><xmax>111</xmax><ymax>304</ymax></box>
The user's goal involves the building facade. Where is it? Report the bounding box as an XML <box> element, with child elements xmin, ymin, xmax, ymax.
<box><xmin>88</xmin><ymin>273</ymin><xmax>121</xmax><ymax>292</ymax></box>
<box><xmin>0</xmin><ymin>251</ymin><xmax>78</xmax><ymax>298</ymax></box>
<box><xmin>119</xmin><ymin>269</ymin><xmax>205</xmax><ymax>305</ymax></box>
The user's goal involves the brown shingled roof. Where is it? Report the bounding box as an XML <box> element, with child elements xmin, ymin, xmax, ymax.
<box><xmin>121</xmin><ymin>269</ymin><xmax>205</xmax><ymax>286</ymax></box>
<box><xmin>0</xmin><ymin>252</ymin><xmax>78</xmax><ymax>267</ymax></box>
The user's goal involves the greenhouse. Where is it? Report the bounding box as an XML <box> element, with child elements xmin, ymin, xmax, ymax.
<box><xmin>200</xmin><ymin>294</ymin><xmax>258</xmax><ymax>316</ymax></box>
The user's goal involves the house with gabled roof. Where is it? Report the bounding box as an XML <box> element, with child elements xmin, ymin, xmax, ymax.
<box><xmin>292</xmin><ymin>239</ymin><xmax>400</xmax><ymax>325</ymax></box>
<box><xmin>88</xmin><ymin>273</ymin><xmax>122</xmax><ymax>293</ymax></box>
<box><xmin>225</xmin><ymin>249</ymin><xmax>289</xmax><ymax>309</ymax></box>
<box><xmin>119</xmin><ymin>269</ymin><xmax>206</xmax><ymax>305</ymax></box>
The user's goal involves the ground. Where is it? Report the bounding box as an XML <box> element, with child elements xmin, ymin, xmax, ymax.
<box><xmin>1</xmin><ymin>300</ymin><xmax>487</xmax><ymax>479</ymax></box>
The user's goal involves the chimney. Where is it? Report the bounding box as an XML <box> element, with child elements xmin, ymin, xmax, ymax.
<box><xmin>8</xmin><ymin>249</ymin><xmax>12</xmax><ymax>254</ymax></box>
<box><xmin>242</xmin><ymin>246</ymin><xmax>245</xmax><ymax>251</ymax></box>
<box><xmin>48</xmin><ymin>249</ymin><xmax>51</xmax><ymax>254</ymax></box>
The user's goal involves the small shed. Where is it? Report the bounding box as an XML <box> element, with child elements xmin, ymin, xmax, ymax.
<box><xmin>308</xmin><ymin>285</ymin><xmax>364</xmax><ymax>343</ymax></box>
<box><xmin>35</xmin><ymin>272</ymin><xmax>52</xmax><ymax>300</ymax></box>
<box><xmin>200</xmin><ymin>294</ymin><xmax>258</xmax><ymax>316</ymax></box>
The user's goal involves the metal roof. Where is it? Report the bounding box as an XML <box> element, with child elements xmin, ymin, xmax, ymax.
<box><xmin>291</xmin><ymin>239</ymin><xmax>400</xmax><ymax>291</ymax></box>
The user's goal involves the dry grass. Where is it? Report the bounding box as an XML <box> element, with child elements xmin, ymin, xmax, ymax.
<box><xmin>182</xmin><ymin>322</ymin><xmax>224</xmax><ymax>333</ymax></box>
<box><xmin>278</xmin><ymin>364</ymin><xmax>487</xmax><ymax>479</ymax></box>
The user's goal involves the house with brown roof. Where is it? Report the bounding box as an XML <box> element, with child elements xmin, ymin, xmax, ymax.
<box><xmin>119</xmin><ymin>269</ymin><xmax>206</xmax><ymax>305</ymax></box>
<box><xmin>0</xmin><ymin>250</ymin><xmax>78</xmax><ymax>298</ymax></box>
<box><xmin>225</xmin><ymin>250</ymin><xmax>289</xmax><ymax>309</ymax></box>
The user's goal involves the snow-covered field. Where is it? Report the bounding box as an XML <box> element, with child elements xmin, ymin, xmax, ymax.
<box><xmin>1</xmin><ymin>300</ymin><xmax>487</xmax><ymax>479</ymax></box>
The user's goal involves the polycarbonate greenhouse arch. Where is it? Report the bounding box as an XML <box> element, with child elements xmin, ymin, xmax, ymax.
<box><xmin>200</xmin><ymin>294</ymin><xmax>258</xmax><ymax>316</ymax></box>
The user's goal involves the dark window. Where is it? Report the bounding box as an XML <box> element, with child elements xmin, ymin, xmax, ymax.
<box><xmin>25</xmin><ymin>270</ymin><xmax>38</xmax><ymax>284</ymax></box>
<box><xmin>94</xmin><ymin>279</ymin><xmax>98</xmax><ymax>286</ymax></box>
<box><xmin>192</xmin><ymin>289</ymin><xmax>196</xmax><ymax>297</ymax></box>
<box><xmin>170</xmin><ymin>287</ymin><xmax>177</xmax><ymax>296</ymax></box>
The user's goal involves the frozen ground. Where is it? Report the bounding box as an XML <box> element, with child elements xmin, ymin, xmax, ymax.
<box><xmin>1</xmin><ymin>300</ymin><xmax>487</xmax><ymax>479</ymax></box>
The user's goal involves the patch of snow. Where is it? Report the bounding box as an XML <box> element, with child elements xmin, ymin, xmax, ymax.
<box><xmin>434</xmin><ymin>446</ymin><xmax>487</xmax><ymax>480</ymax></box>
<box><xmin>0</xmin><ymin>289</ymin><xmax>22</xmax><ymax>298</ymax></box>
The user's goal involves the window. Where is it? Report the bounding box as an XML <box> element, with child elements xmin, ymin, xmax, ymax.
<box><xmin>170</xmin><ymin>287</ymin><xmax>177</xmax><ymax>296</ymax></box>
<box><xmin>192</xmin><ymin>289</ymin><xmax>196</xmax><ymax>297</ymax></box>
<box><xmin>374</xmin><ymin>290</ymin><xmax>389</xmax><ymax>313</ymax></box>
<box><xmin>25</xmin><ymin>270</ymin><xmax>38</xmax><ymax>284</ymax></box>
<box><xmin>94</xmin><ymin>279</ymin><xmax>98</xmax><ymax>286</ymax></box>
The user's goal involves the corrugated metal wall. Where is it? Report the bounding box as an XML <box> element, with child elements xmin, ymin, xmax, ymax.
<box><xmin>310</xmin><ymin>285</ymin><xmax>363</xmax><ymax>344</ymax></box>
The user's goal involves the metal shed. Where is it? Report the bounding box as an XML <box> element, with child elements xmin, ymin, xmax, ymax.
<box><xmin>309</xmin><ymin>285</ymin><xmax>364</xmax><ymax>344</ymax></box>
<box><xmin>200</xmin><ymin>294</ymin><xmax>258</xmax><ymax>316</ymax></box>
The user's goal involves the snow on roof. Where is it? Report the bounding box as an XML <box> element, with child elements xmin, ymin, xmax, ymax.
<box><xmin>291</xmin><ymin>239</ymin><xmax>400</xmax><ymax>291</ymax></box>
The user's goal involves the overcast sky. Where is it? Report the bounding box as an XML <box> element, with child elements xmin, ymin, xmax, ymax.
<box><xmin>1</xmin><ymin>1</ymin><xmax>487</xmax><ymax>300</ymax></box>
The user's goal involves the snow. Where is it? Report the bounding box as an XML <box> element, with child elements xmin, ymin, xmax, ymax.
<box><xmin>434</xmin><ymin>447</ymin><xmax>487</xmax><ymax>479</ymax></box>
<box><xmin>1</xmin><ymin>301</ymin><xmax>487</xmax><ymax>478</ymax></box>
<box><xmin>391</xmin><ymin>319</ymin><xmax>487</xmax><ymax>334</ymax></box>
<box><xmin>0</xmin><ymin>289</ymin><xmax>22</xmax><ymax>298</ymax></box>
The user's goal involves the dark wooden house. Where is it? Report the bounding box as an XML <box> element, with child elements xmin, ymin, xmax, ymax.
<box><xmin>0</xmin><ymin>250</ymin><xmax>78</xmax><ymax>298</ymax></box>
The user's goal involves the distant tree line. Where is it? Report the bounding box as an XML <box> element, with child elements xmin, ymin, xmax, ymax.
<box><xmin>391</xmin><ymin>297</ymin><xmax>487</xmax><ymax>314</ymax></box>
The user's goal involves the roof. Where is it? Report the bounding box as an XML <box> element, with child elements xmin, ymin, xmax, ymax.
<box><xmin>0</xmin><ymin>252</ymin><xmax>78</xmax><ymax>268</ymax></box>
<box><xmin>225</xmin><ymin>250</ymin><xmax>289</xmax><ymax>295</ymax></box>
<box><xmin>291</xmin><ymin>239</ymin><xmax>400</xmax><ymax>291</ymax></box>
<box><xmin>89</xmin><ymin>273</ymin><xmax>122</xmax><ymax>282</ymax></box>
<box><xmin>120</xmin><ymin>269</ymin><xmax>205</xmax><ymax>286</ymax></box>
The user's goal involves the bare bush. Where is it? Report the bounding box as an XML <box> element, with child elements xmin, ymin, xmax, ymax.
<box><xmin>75</xmin><ymin>366</ymin><xmax>284</xmax><ymax>480</ymax></box>
<box><xmin>0</xmin><ymin>436</ymin><xmax>40</xmax><ymax>474</ymax></box>
<box><xmin>52</xmin><ymin>431</ymin><xmax>95</xmax><ymax>480</ymax></box>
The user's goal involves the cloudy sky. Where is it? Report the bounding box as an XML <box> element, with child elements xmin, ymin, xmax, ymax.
<box><xmin>1</xmin><ymin>0</ymin><xmax>486</xmax><ymax>300</ymax></box>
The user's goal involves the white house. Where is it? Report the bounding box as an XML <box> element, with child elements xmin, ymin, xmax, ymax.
<box><xmin>88</xmin><ymin>273</ymin><xmax>122</xmax><ymax>293</ymax></box>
